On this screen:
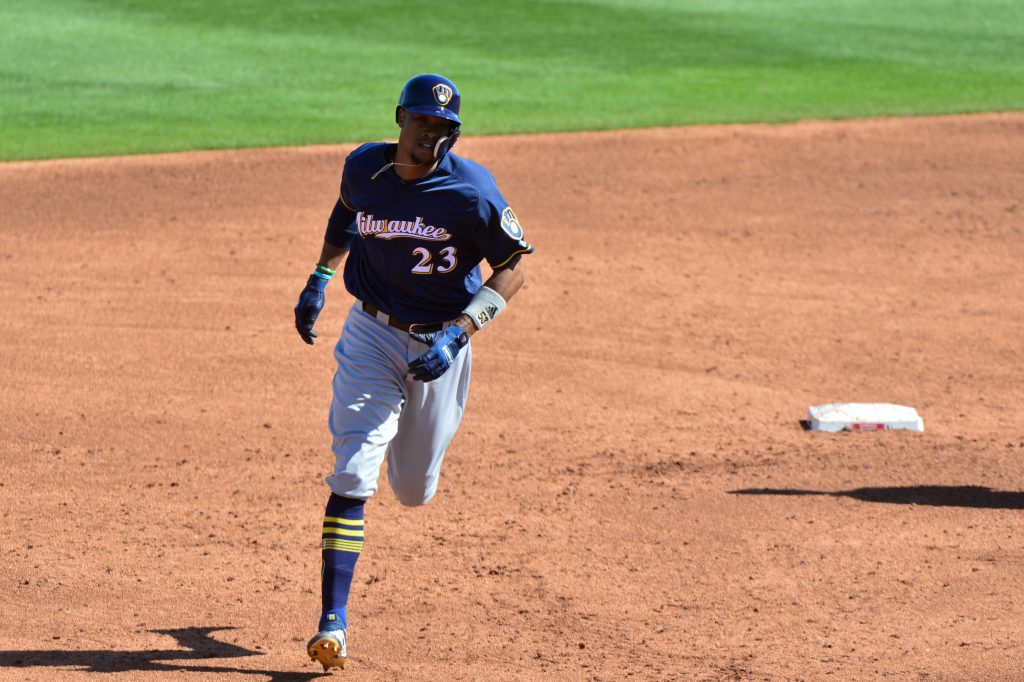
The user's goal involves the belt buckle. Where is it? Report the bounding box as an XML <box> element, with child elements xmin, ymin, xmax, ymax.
<box><xmin>407</xmin><ymin>322</ymin><xmax>430</xmax><ymax>334</ymax></box>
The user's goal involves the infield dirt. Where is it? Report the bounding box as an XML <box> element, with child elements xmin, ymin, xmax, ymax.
<box><xmin>2</xmin><ymin>114</ymin><xmax>1023</xmax><ymax>681</ymax></box>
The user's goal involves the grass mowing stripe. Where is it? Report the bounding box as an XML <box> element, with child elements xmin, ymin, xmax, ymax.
<box><xmin>1</xmin><ymin>0</ymin><xmax>1022</xmax><ymax>160</ymax></box>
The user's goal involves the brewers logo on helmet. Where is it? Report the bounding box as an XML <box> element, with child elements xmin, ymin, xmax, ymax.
<box><xmin>433</xmin><ymin>83</ymin><xmax>454</xmax><ymax>107</ymax></box>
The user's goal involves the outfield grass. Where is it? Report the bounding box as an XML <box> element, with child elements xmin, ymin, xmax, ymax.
<box><xmin>2</xmin><ymin>0</ymin><xmax>1023</xmax><ymax>160</ymax></box>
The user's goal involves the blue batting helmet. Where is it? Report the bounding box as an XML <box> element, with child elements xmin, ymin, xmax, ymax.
<box><xmin>396</xmin><ymin>74</ymin><xmax>461</xmax><ymax>125</ymax></box>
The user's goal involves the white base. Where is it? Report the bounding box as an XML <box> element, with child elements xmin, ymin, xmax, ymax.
<box><xmin>807</xmin><ymin>403</ymin><xmax>924</xmax><ymax>432</ymax></box>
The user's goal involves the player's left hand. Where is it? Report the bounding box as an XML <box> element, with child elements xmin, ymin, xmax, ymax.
<box><xmin>408</xmin><ymin>326</ymin><xmax>469</xmax><ymax>382</ymax></box>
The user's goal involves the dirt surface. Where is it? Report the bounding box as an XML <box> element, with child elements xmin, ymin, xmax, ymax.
<box><xmin>2</xmin><ymin>114</ymin><xmax>1023</xmax><ymax>681</ymax></box>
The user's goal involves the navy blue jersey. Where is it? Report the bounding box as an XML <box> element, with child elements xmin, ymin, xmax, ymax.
<box><xmin>324</xmin><ymin>142</ymin><xmax>534</xmax><ymax>323</ymax></box>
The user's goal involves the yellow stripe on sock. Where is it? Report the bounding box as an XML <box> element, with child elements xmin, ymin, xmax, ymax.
<box><xmin>324</xmin><ymin>539</ymin><xmax>363</xmax><ymax>553</ymax></box>
<box><xmin>322</xmin><ymin>527</ymin><xmax>364</xmax><ymax>538</ymax></box>
<box><xmin>324</xmin><ymin>516</ymin><xmax>364</xmax><ymax>527</ymax></box>
<box><xmin>324</xmin><ymin>538</ymin><xmax>363</xmax><ymax>548</ymax></box>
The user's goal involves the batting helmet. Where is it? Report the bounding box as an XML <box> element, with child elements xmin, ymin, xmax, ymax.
<box><xmin>396</xmin><ymin>74</ymin><xmax>461</xmax><ymax>125</ymax></box>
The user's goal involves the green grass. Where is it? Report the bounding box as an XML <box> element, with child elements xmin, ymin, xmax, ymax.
<box><xmin>2</xmin><ymin>0</ymin><xmax>1023</xmax><ymax>160</ymax></box>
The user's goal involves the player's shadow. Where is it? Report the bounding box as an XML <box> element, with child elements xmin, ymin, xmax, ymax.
<box><xmin>730</xmin><ymin>485</ymin><xmax>1024</xmax><ymax>510</ymax></box>
<box><xmin>0</xmin><ymin>626</ymin><xmax>328</xmax><ymax>681</ymax></box>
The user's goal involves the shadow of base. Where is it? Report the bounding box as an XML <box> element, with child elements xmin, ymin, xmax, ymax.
<box><xmin>730</xmin><ymin>485</ymin><xmax>1024</xmax><ymax>510</ymax></box>
<box><xmin>0</xmin><ymin>627</ymin><xmax>328</xmax><ymax>681</ymax></box>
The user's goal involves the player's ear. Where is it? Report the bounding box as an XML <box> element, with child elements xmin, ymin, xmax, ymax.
<box><xmin>395</xmin><ymin>106</ymin><xmax>404</xmax><ymax>128</ymax></box>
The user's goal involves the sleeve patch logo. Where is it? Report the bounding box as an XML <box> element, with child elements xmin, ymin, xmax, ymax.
<box><xmin>500</xmin><ymin>207</ymin><xmax>524</xmax><ymax>239</ymax></box>
<box><xmin>433</xmin><ymin>84</ymin><xmax>454</xmax><ymax>106</ymax></box>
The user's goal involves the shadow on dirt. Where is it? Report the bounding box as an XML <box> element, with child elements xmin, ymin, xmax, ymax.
<box><xmin>730</xmin><ymin>485</ymin><xmax>1024</xmax><ymax>510</ymax></box>
<box><xmin>0</xmin><ymin>626</ymin><xmax>328</xmax><ymax>681</ymax></box>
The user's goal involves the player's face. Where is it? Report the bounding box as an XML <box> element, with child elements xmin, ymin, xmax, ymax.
<box><xmin>398</xmin><ymin>110</ymin><xmax>454</xmax><ymax>165</ymax></box>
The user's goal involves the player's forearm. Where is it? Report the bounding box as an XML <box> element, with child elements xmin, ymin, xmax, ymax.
<box><xmin>318</xmin><ymin>241</ymin><xmax>349</xmax><ymax>272</ymax></box>
<box><xmin>454</xmin><ymin>264</ymin><xmax>525</xmax><ymax>337</ymax></box>
<box><xmin>483</xmin><ymin>263</ymin><xmax>524</xmax><ymax>301</ymax></box>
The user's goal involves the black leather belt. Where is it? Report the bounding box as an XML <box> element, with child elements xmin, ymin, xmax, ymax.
<box><xmin>361</xmin><ymin>302</ymin><xmax>450</xmax><ymax>334</ymax></box>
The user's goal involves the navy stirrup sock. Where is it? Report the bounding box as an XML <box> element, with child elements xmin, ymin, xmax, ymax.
<box><xmin>319</xmin><ymin>493</ymin><xmax>365</xmax><ymax>631</ymax></box>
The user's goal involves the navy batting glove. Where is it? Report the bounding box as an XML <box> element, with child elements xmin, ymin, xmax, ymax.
<box><xmin>408</xmin><ymin>326</ymin><xmax>469</xmax><ymax>382</ymax></box>
<box><xmin>294</xmin><ymin>274</ymin><xmax>328</xmax><ymax>345</ymax></box>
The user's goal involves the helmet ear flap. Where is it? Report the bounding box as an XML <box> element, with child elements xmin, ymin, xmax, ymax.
<box><xmin>432</xmin><ymin>125</ymin><xmax>461</xmax><ymax>161</ymax></box>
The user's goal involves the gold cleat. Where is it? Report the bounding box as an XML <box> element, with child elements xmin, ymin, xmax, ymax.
<box><xmin>307</xmin><ymin>629</ymin><xmax>347</xmax><ymax>671</ymax></box>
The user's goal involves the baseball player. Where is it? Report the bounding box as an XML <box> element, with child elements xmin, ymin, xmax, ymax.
<box><xmin>294</xmin><ymin>74</ymin><xmax>534</xmax><ymax>671</ymax></box>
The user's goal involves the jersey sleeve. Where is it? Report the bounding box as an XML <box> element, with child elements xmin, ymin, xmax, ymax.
<box><xmin>323</xmin><ymin>157</ymin><xmax>360</xmax><ymax>249</ymax></box>
<box><xmin>324</xmin><ymin>197</ymin><xmax>357</xmax><ymax>249</ymax></box>
<box><xmin>473</xmin><ymin>183</ymin><xmax>535</xmax><ymax>269</ymax></box>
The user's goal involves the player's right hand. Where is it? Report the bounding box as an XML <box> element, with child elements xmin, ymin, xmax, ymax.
<box><xmin>294</xmin><ymin>275</ymin><xmax>328</xmax><ymax>345</ymax></box>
